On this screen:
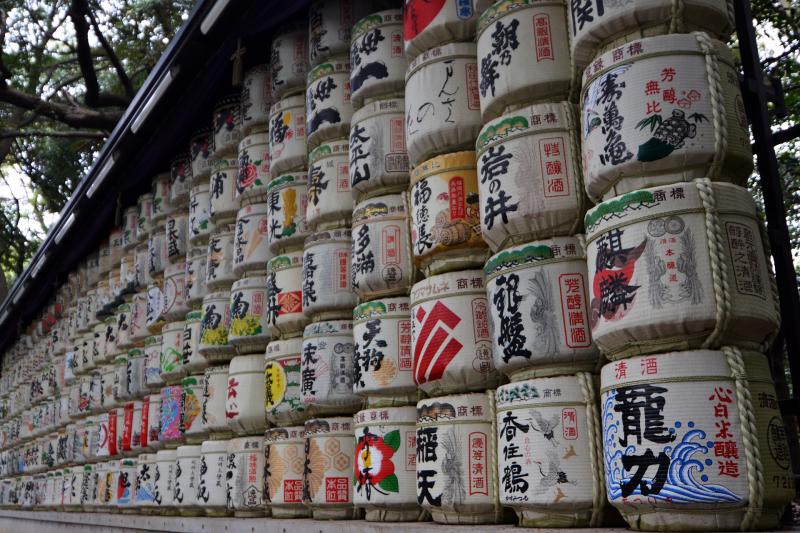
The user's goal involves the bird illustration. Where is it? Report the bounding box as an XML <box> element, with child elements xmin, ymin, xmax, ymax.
<box><xmin>529</xmin><ymin>410</ymin><xmax>560</xmax><ymax>446</ymax></box>
<box><xmin>533</xmin><ymin>451</ymin><xmax>575</xmax><ymax>491</ymax></box>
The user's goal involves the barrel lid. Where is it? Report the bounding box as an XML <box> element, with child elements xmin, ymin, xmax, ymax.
<box><xmin>155</xmin><ymin>449</ymin><xmax>177</xmax><ymax>460</ymax></box>
<box><xmin>406</xmin><ymin>42</ymin><xmax>478</xmax><ymax>82</ymax></box>
<box><xmin>497</xmin><ymin>375</ymin><xmax>588</xmax><ymax>408</ymax></box>
<box><xmin>353</xmin><ymin>297</ymin><xmax>410</xmax><ymax>323</ymax></box>
<box><xmin>304</xmin><ymin>227</ymin><xmax>352</xmax><ymax>247</ymax></box>
<box><xmin>184</xmin><ymin>310</ymin><xmax>202</xmax><ymax>322</ymax></box>
<box><xmin>352</xmin><ymin>194</ymin><xmax>406</xmax><ymax>225</ymax></box>
<box><xmin>200</xmin><ymin>439</ymin><xmax>230</xmax><ymax>453</ymax></box>
<box><xmin>410</xmin><ymin>151</ymin><xmax>476</xmax><ymax>186</ymax></box>
<box><xmin>144</xmin><ymin>335</ymin><xmax>161</xmax><ymax>347</ymax></box>
<box><xmin>351</xmin><ymin>97</ymin><xmax>404</xmax><ymax>124</ymax></box>
<box><xmin>204</xmin><ymin>364</ymin><xmax>229</xmax><ymax>375</ymax></box>
<box><xmin>265</xmin><ymin>337</ymin><xmax>302</xmax><ymax>360</ymax></box>
<box><xmin>478</xmin><ymin>0</ymin><xmax>539</xmax><ymax>34</ymax></box>
<box><xmin>176</xmin><ymin>444</ymin><xmax>201</xmax><ymax>458</ymax></box>
<box><xmin>416</xmin><ymin>392</ymin><xmax>492</xmax><ymax>424</ymax></box>
<box><xmin>239</xmin><ymin>131</ymin><xmax>270</xmax><ymax>149</ymax></box>
<box><xmin>304</xmin><ymin>417</ymin><xmax>353</xmax><ymax>437</ymax></box>
<box><xmin>303</xmin><ymin>320</ymin><xmax>353</xmax><ymax>338</ymax></box>
<box><xmin>265</xmin><ymin>425</ymin><xmax>305</xmax><ymax>443</ymax></box>
<box><xmin>354</xmin><ymin>405</ymin><xmax>416</xmax><ymax>427</ymax></box>
<box><xmin>270</xmin><ymin>93</ymin><xmax>305</xmax><ymax>116</ymax></box>
<box><xmin>267</xmin><ymin>173</ymin><xmax>307</xmax><ymax>193</ymax></box>
<box><xmin>308</xmin><ymin>139</ymin><xmax>349</xmax><ymax>165</ymax></box>
<box><xmin>410</xmin><ymin>269</ymin><xmax>484</xmax><ymax>304</ymax></box>
<box><xmin>485</xmin><ymin>236</ymin><xmax>586</xmax><ymax>277</ymax></box>
<box><xmin>228</xmin><ymin>353</ymin><xmax>265</xmax><ymax>374</ymax></box>
<box><xmin>212</xmin><ymin>157</ymin><xmax>238</xmax><ymax>170</ymax></box>
<box><xmin>476</xmin><ymin>101</ymin><xmax>574</xmax><ymax>154</ymax></box>
<box><xmin>203</xmin><ymin>291</ymin><xmax>231</xmax><ymax>302</ymax></box>
<box><xmin>267</xmin><ymin>251</ymin><xmax>303</xmax><ymax>273</ymax></box>
<box><xmin>307</xmin><ymin>56</ymin><xmax>350</xmax><ymax>84</ymax></box>
<box><xmin>352</xmin><ymin>9</ymin><xmax>403</xmax><ymax>39</ymax></box>
<box><xmin>231</xmin><ymin>276</ymin><xmax>268</xmax><ymax>290</ymax></box>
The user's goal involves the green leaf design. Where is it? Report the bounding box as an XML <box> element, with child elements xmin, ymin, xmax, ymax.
<box><xmin>255</xmin><ymin>179</ymin><xmax>262</xmax><ymax>186</ymax></box>
<box><xmin>378</xmin><ymin>473</ymin><xmax>399</xmax><ymax>493</ymax></box>
<box><xmin>635</xmin><ymin>114</ymin><xmax>663</xmax><ymax>132</ymax></box>
<box><xmin>384</xmin><ymin>430</ymin><xmax>400</xmax><ymax>452</ymax></box>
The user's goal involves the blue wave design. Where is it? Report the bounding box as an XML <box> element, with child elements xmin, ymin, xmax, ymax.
<box><xmin>136</xmin><ymin>485</ymin><xmax>154</xmax><ymax>503</ymax></box>
<box><xmin>602</xmin><ymin>391</ymin><xmax>741</xmax><ymax>504</ymax></box>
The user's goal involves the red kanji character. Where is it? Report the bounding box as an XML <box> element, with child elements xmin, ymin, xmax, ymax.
<box><xmin>718</xmin><ymin>460</ymin><xmax>739</xmax><ymax>478</ymax></box>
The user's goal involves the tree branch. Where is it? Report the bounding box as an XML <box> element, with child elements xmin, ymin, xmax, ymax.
<box><xmin>69</xmin><ymin>0</ymin><xmax>100</xmax><ymax>106</ymax></box>
<box><xmin>0</xmin><ymin>84</ymin><xmax>121</xmax><ymax>129</ymax></box>
<box><xmin>86</xmin><ymin>8</ymin><xmax>133</xmax><ymax>97</ymax></box>
<box><xmin>0</xmin><ymin>130</ymin><xmax>106</xmax><ymax>139</ymax></box>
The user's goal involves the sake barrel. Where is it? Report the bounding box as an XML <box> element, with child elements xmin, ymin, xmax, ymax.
<box><xmin>212</xmin><ymin>93</ymin><xmax>242</xmax><ymax>158</ymax></box>
<box><xmin>120</xmin><ymin>401</ymin><xmax>143</xmax><ymax>455</ymax></box>
<box><xmin>197</xmin><ymin>439</ymin><xmax>230</xmax><ymax>515</ymax></box>
<box><xmin>266</xmin><ymin>173</ymin><xmax>310</xmax><ymax>254</ymax></box>
<box><xmin>580</xmin><ymin>34</ymin><xmax>752</xmax><ymax>202</ymax></box>
<box><xmin>188</xmin><ymin>183</ymin><xmax>215</xmax><ymax>246</ymax></box>
<box><xmin>112</xmin><ymin>354</ymin><xmax>129</xmax><ymax>404</ymax></box>
<box><xmin>159</xmin><ymin>385</ymin><xmax>184</xmax><ymax>448</ymax></box>
<box><xmin>116</xmin><ymin>304</ymin><xmax>133</xmax><ymax>351</ymax></box>
<box><xmin>264</xmin><ymin>338</ymin><xmax>306</xmax><ymax>425</ymax></box>
<box><xmin>307</xmin><ymin>140</ymin><xmax>353</xmax><ymax>230</ymax></box>
<box><xmin>241</xmin><ymin>64</ymin><xmax>272</xmax><ymax>135</ymax></box>
<box><xmin>165</xmin><ymin>213</ymin><xmax>188</xmax><ymax>264</ymax></box>
<box><xmin>151</xmin><ymin>173</ymin><xmax>172</xmax><ymax>226</ymax></box>
<box><xmin>229</xmin><ymin>277</ymin><xmax>271</xmax><ymax>354</ymax></box>
<box><xmin>142</xmin><ymin>393</ymin><xmax>163</xmax><ymax>451</ymax></box>
<box><xmin>103</xmin><ymin>460</ymin><xmax>119</xmax><ymax>507</ymax></box>
<box><xmin>185</xmin><ymin>247</ymin><xmax>208</xmax><ymax>307</ymax></box>
<box><xmin>477</xmin><ymin>1</ymin><xmax>572</xmax><ymax>121</ymax></box>
<box><xmin>136</xmin><ymin>193</ymin><xmax>155</xmax><ymax>242</ymax></box>
<box><xmin>475</xmin><ymin>102</ymin><xmax>586</xmax><ymax>251</ymax></box>
<box><xmin>209</xmin><ymin>158</ymin><xmax>239</xmax><ymax>224</ymax></box>
<box><xmin>303</xmin><ymin>417</ymin><xmax>358</xmax><ymax>519</ymax></box>
<box><xmin>584</xmin><ymin>180</ymin><xmax>779</xmax><ymax>359</ymax></box>
<box><xmin>174</xmin><ymin>444</ymin><xmax>201</xmax><ymax>514</ymax></box>
<box><xmin>352</xmin><ymin>298</ymin><xmax>415</xmax><ymax>405</ymax></box>
<box><xmin>416</xmin><ymin>392</ymin><xmax>499</xmax><ymax>523</ymax></box>
<box><xmin>189</xmin><ymin>127</ymin><xmax>214</xmax><ymax>183</ymax></box>
<box><xmin>353</xmin><ymin>406</ymin><xmax>424</xmax><ymax>521</ymax></box>
<box><xmin>198</xmin><ymin>291</ymin><xmax>234</xmax><ymax>360</ymax></box>
<box><xmin>226</xmin><ymin>436</ymin><xmax>266</xmax><ymax>516</ymax></box>
<box><xmin>162</xmin><ymin>264</ymin><xmax>189</xmax><ymax>323</ymax></box>
<box><xmin>302</xmin><ymin>229</ymin><xmax>356</xmax><ymax>320</ymax></box>
<box><xmin>169</xmin><ymin>153</ymin><xmax>192</xmax><ymax>207</ymax></box>
<box><xmin>77</xmin><ymin>464</ymin><xmax>95</xmax><ymax>509</ymax></box>
<box><xmin>410</xmin><ymin>270</ymin><xmax>499</xmax><ymax>396</ymax></box>
<box><xmin>350</xmin><ymin>10</ymin><xmax>405</xmax><ymax>109</ymax></box>
<box><xmin>181</xmin><ymin>311</ymin><xmax>208</xmax><ymax>375</ymax></box>
<box><xmin>180</xmin><ymin>374</ymin><xmax>205</xmax><ymax>444</ymax></box>
<box><xmin>144</xmin><ymin>335</ymin><xmax>164</xmax><ymax>391</ymax></box>
<box><xmin>123</xmin><ymin>206</ymin><xmax>140</xmax><ymax>251</ymax></box>
<box><xmin>409</xmin><ymin>152</ymin><xmax>487</xmax><ymax>276</ymax></box>
<box><xmin>306</xmin><ymin>58</ymin><xmax>353</xmax><ymax>149</ymax></box>
<box><xmin>201</xmin><ymin>365</ymin><xmax>232</xmax><ymax>438</ymax></box>
<box><xmin>485</xmin><ymin>237</ymin><xmax>600</xmax><ymax>380</ymax></box>
<box><xmin>264</xmin><ymin>426</ymin><xmax>310</xmax><ymax>517</ymax></box>
<box><xmin>160</xmin><ymin>321</ymin><xmax>186</xmax><ymax>384</ymax></box>
<box><xmin>270</xmin><ymin>26</ymin><xmax>309</xmax><ymax>100</ymax></box>
<box><xmin>93</xmin><ymin>411</ymin><xmax>112</xmax><ymax>459</ymax></box>
<box><xmin>351</xmin><ymin>194</ymin><xmax>414</xmax><ymax>300</ymax></box>
<box><xmin>133</xmin><ymin>244</ymin><xmax>151</xmax><ymax>292</ymax></box>
<box><xmin>225</xmin><ymin>355</ymin><xmax>266</xmax><ymax>436</ymax></box>
<box><xmin>568</xmin><ymin>0</ymin><xmax>735</xmax><ymax>71</ymax></box>
<box><xmin>600</xmin><ymin>349</ymin><xmax>793</xmax><ymax>531</ymax></box>
<box><xmin>268</xmin><ymin>95</ymin><xmax>307</xmax><ymax>177</ymax></box>
<box><xmin>233</xmin><ymin>203</ymin><xmax>271</xmax><ymax>277</ymax></box>
<box><xmin>147</xmin><ymin>228</ymin><xmax>167</xmax><ymax>279</ymax></box>
<box><xmin>309</xmin><ymin>0</ymin><xmax>370</xmax><ymax>67</ymax></box>
<box><xmin>129</xmin><ymin>291</ymin><xmax>150</xmax><ymax>343</ymax></box>
<box><xmin>116</xmin><ymin>457</ymin><xmax>137</xmax><ymax>509</ymax></box>
<box><xmin>405</xmin><ymin>44</ymin><xmax>481</xmax><ymax>167</ymax></box>
<box><xmin>100</xmin><ymin>364</ymin><xmax>117</xmax><ymax>409</ymax></box>
<box><xmin>403</xmin><ymin>0</ymin><xmax>491</xmax><ymax>59</ymax></box>
<box><xmin>154</xmin><ymin>449</ymin><xmax>177</xmax><ymax>510</ymax></box>
<box><xmin>349</xmin><ymin>98</ymin><xmax>409</xmax><ymax>201</ymax></box>
<box><xmin>126</xmin><ymin>347</ymin><xmax>147</xmax><ymax>400</ymax></box>
<box><xmin>205</xmin><ymin>230</ymin><xmax>236</xmax><ymax>292</ymax></box>
<box><xmin>301</xmin><ymin>320</ymin><xmax>361</xmax><ymax>415</ymax></box>
<box><xmin>496</xmin><ymin>374</ymin><xmax>604</xmax><ymax>526</ymax></box>
<box><xmin>236</xmin><ymin>133</ymin><xmax>271</xmax><ymax>204</ymax></box>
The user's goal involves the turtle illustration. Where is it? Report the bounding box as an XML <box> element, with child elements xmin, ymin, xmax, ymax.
<box><xmin>637</xmin><ymin>109</ymin><xmax>699</xmax><ymax>162</ymax></box>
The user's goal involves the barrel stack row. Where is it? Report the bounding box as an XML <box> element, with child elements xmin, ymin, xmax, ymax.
<box><xmin>0</xmin><ymin>0</ymin><xmax>794</xmax><ymax>530</ymax></box>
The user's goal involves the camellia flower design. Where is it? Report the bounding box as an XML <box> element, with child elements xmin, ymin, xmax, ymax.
<box><xmin>354</xmin><ymin>427</ymin><xmax>400</xmax><ymax>500</ymax></box>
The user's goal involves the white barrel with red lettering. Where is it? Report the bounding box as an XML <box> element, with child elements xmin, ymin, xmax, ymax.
<box><xmin>584</xmin><ymin>180</ymin><xmax>779</xmax><ymax>359</ymax></box>
<box><xmin>476</xmin><ymin>102</ymin><xmax>586</xmax><ymax>251</ymax></box>
<box><xmin>269</xmin><ymin>95</ymin><xmax>307</xmax><ymax>177</ymax></box>
<box><xmin>351</xmin><ymin>195</ymin><xmax>414</xmax><ymax>300</ymax></box>
<box><xmin>349</xmin><ymin>98</ymin><xmax>409</xmax><ymax>201</ymax></box>
<box><xmin>169</xmin><ymin>153</ymin><xmax>192</xmax><ymax>208</ymax></box>
<box><xmin>241</xmin><ymin>64</ymin><xmax>272</xmax><ymax>136</ymax></box>
<box><xmin>600</xmin><ymin>349</ymin><xmax>793</xmax><ymax>531</ymax></box>
<box><xmin>302</xmin><ymin>229</ymin><xmax>357</xmax><ymax>321</ymax></box>
<box><xmin>568</xmin><ymin>0</ymin><xmax>735</xmax><ymax>71</ymax></box>
<box><xmin>266</xmin><ymin>252</ymin><xmax>308</xmax><ymax>338</ymax></box>
<box><xmin>266</xmin><ymin>173</ymin><xmax>309</xmax><ymax>255</ymax></box>
<box><xmin>410</xmin><ymin>270</ymin><xmax>499</xmax><ymax>396</ymax></box>
<box><xmin>212</xmin><ymin>94</ymin><xmax>242</xmax><ymax>159</ymax></box>
<box><xmin>225</xmin><ymin>354</ymin><xmax>267</xmax><ymax>436</ymax></box>
<box><xmin>580</xmin><ymin>34</ymin><xmax>752</xmax><ymax>202</ymax></box>
<box><xmin>301</xmin><ymin>320</ymin><xmax>361</xmax><ymax>416</ymax></box>
<box><xmin>405</xmin><ymin>44</ymin><xmax>482</xmax><ymax>167</ymax></box>
<box><xmin>485</xmin><ymin>237</ymin><xmax>600</xmax><ymax>380</ymax></box>
<box><xmin>236</xmin><ymin>133</ymin><xmax>271</xmax><ymax>205</ymax></box>
<box><xmin>306</xmin><ymin>58</ymin><xmax>353</xmax><ymax>150</ymax></box>
<box><xmin>270</xmin><ymin>26</ymin><xmax>309</xmax><ymax>100</ymax></box>
<box><xmin>265</xmin><ymin>426</ymin><xmax>310</xmax><ymax>517</ymax></box>
<box><xmin>189</xmin><ymin>127</ymin><xmax>214</xmax><ymax>184</ymax></box>
<box><xmin>350</xmin><ymin>10</ymin><xmax>406</xmax><ymax>109</ymax></box>
<box><xmin>303</xmin><ymin>417</ymin><xmax>359</xmax><ymax>519</ymax></box>
<box><xmin>416</xmin><ymin>392</ymin><xmax>499</xmax><ymax>524</ymax></box>
<box><xmin>228</xmin><ymin>276</ymin><xmax>271</xmax><ymax>355</ymax></box>
<box><xmin>352</xmin><ymin>298</ymin><xmax>416</xmax><ymax>405</ymax></box>
<box><xmin>496</xmin><ymin>374</ymin><xmax>604</xmax><ymax>527</ymax></box>
<box><xmin>307</xmin><ymin>140</ymin><xmax>353</xmax><ymax>230</ymax></box>
<box><xmin>233</xmin><ymin>203</ymin><xmax>271</xmax><ymax>278</ymax></box>
<box><xmin>226</xmin><ymin>436</ymin><xmax>267</xmax><ymax>516</ymax></box>
<box><xmin>403</xmin><ymin>0</ymin><xmax>492</xmax><ymax>60</ymax></box>
<box><xmin>264</xmin><ymin>338</ymin><xmax>307</xmax><ymax>426</ymax></box>
<box><xmin>477</xmin><ymin>0</ymin><xmax>572</xmax><ymax>121</ymax></box>
<box><xmin>354</xmin><ymin>406</ymin><xmax>425</xmax><ymax>521</ymax></box>
<box><xmin>162</xmin><ymin>263</ymin><xmax>189</xmax><ymax>322</ymax></box>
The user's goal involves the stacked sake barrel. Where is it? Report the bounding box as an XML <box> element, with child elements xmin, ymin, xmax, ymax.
<box><xmin>567</xmin><ymin>2</ymin><xmax>794</xmax><ymax>531</ymax></box>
